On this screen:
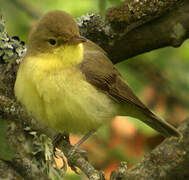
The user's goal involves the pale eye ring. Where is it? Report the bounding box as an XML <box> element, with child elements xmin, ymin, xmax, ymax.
<box><xmin>48</xmin><ymin>39</ymin><xmax>56</xmax><ymax>45</ymax></box>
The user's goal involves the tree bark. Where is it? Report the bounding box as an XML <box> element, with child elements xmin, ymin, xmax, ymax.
<box><xmin>79</xmin><ymin>0</ymin><xmax>189</xmax><ymax>63</ymax></box>
<box><xmin>122</xmin><ymin>118</ymin><xmax>189</xmax><ymax>180</ymax></box>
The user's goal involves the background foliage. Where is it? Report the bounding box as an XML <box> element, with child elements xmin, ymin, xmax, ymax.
<box><xmin>1</xmin><ymin>0</ymin><xmax>189</xmax><ymax>179</ymax></box>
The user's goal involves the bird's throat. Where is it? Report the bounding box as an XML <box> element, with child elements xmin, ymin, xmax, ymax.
<box><xmin>35</xmin><ymin>43</ymin><xmax>84</xmax><ymax>71</ymax></box>
<box><xmin>57</xmin><ymin>43</ymin><xmax>84</xmax><ymax>66</ymax></box>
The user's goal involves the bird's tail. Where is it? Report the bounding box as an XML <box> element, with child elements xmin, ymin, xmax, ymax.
<box><xmin>123</xmin><ymin>104</ymin><xmax>181</xmax><ymax>138</ymax></box>
<box><xmin>141</xmin><ymin>110</ymin><xmax>181</xmax><ymax>138</ymax></box>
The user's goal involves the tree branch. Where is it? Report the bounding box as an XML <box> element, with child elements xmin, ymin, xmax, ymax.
<box><xmin>78</xmin><ymin>0</ymin><xmax>189</xmax><ymax>63</ymax></box>
<box><xmin>122</xmin><ymin>118</ymin><xmax>189</xmax><ymax>180</ymax></box>
<box><xmin>106</xmin><ymin>0</ymin><xmax>182</xmax><ymax>32</ymax></box>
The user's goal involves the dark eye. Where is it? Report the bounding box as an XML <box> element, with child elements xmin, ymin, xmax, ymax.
<box><xmin>48</xmin><ymin>39</ymin><xmax>56</xmax><ymax>45</ymax></box>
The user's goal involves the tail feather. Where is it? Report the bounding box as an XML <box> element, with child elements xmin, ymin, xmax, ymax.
<box><xmin>142</xmin><ymin>110</ymin><xmax>181</xmax><ymax>138</ymax></box>
<box><xmin>122</xmin><ymin>103</ymin><xmax>181</xmax><ymax>138</ymax></box>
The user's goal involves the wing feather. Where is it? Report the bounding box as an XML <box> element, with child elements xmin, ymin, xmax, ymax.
<box><xmin>79</xmin><ymin>40</ymin><xmax>181</xmax><ymax>138</ymax></box>
<box><xmin>80</xmin><ymin>40</ymin><xmax>148</xmax><ymax>112</ymax></box>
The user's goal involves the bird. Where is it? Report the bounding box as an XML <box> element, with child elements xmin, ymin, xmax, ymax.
<box><xmin>14</xmin><ymin>10</ymin><xmax>181</xmax><ymax>153</ymax></box>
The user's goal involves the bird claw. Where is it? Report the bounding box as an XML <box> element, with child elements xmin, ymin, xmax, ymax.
<box><xmin>53</xmin><ymin>131</ymin><xmax>94</xmax><ymax>173</ymax></box>
<box><xmin>67</xmin><ymin>147</ymin><xmax>87</xmax><ymax>160</ymax></box>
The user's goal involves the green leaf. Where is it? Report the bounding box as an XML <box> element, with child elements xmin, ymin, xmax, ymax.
<box><xmin>0</xmin><ymin>117</ymin><xmax>15</xmax><ymax>161</ymax></box>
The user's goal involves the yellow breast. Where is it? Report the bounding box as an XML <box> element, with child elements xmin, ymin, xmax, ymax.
<box><xmin>14</xmin><ymin>44</ymin><xmax>119</xmax><ymax>134</ymax></box>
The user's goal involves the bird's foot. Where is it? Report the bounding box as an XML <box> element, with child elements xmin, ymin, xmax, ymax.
<box><xmin>67</xmin><ymin>147</ymin><xmax>87</xmax><ymax>159</ymax></box>
<box><xmin>53</xmin><ymin>131</ymin><xmax>95</xmax><ymax>173</ymax></box>
<box><xmin>66</xmin><ymin>130</ymin><xmax>95</xmax><ymax>171</ymax></box>
<box><xmin>67</xmin><ymin>130</ymin><xmax>95</xmax><ymax>158</ymax></box>
<box><xmin>67</xmin><ymin>148</ymin><xmax>88</xmax><ymax>173</ymax></box>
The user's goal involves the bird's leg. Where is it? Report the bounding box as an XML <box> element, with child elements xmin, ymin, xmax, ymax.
<box><xmin>67</xmin><ymin>130</ymin><xmax>95</xmax><ymax>158</ymax></box>
<box><xmin>53</xmin><ymin>131</ymin><xmax>95</xmax><ymax>172</ymax></box>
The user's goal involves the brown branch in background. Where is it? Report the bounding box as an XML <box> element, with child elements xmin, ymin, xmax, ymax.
<box><xmin>79</xmin><ymin>0</ymin><xmax>189</xmax><ymax>63</ymax></box>
<box><xmin>107</xmin><ymin>0</ymin><xmax>182</xmax><ymax>33</ymax></box>
<box><xmin>108</xmin><ymin>1</ymin><xmax>189</xmax><ymax>63</ymax></box>
<box><xmin>9</xmin><ymin>0</ymin><xmax>41</xmax><ymax>19</ymax></box>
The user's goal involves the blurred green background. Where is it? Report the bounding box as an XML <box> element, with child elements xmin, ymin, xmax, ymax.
<box><xmin>1</xmin><ymin>0</ymin><xmax>189</xmax><ymax>179</ymax></box>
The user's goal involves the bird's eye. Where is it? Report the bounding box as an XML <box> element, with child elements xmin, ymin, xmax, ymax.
<box><xmin>48</xmin><ymin>39</ymin><xmax>56</xmax><ymax>45</ymax></box>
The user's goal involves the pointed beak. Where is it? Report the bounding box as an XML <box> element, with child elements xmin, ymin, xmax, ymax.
<box><xmin>70</xmin><ymin>36</ymin><xmax>87</xmax><ymax>44</ymax></box>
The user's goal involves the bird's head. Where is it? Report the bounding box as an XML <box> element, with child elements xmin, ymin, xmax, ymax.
<box><xmin>27</xmin><ymin>10</ymin><xmax>86</xmax><ymax>65</ymax></box>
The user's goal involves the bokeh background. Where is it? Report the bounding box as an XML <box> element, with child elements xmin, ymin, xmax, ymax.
<box><xmin>1</xmin><ymin>0</ymin><xmax>189</xmax><ymax>179</ymax></box>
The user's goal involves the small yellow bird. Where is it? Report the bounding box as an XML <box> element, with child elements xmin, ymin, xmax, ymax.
<box><xmin>14</xmin><ymin>10</ymin><xmax>181</xmax><ymax>148</ymax></box>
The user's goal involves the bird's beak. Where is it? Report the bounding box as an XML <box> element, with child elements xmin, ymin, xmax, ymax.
<box><xmin>70</xmin><ymin>36</ymin><xmax>87</xmax><ymax>44</ymax></box>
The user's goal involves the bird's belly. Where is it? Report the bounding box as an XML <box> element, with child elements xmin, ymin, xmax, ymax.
<box><xmin>28</xmin><ymin>68</ymin><xmax>119</xmax><ymax>134</ymax></box>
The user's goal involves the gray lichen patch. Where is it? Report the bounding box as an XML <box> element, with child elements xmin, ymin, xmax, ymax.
<box><xmin>0</xmin><ymin>15</ymin><xmax>26</xmax><ymax>65</ymax></box>
<box><xmin>76</xmin><ymin>13</ymin><xmax>116</xmax><ymax>51</ymax></box>
<box><xmin>171</xmin><ymin>23</ymin><xmax>186</xmax><ymax>47</ymax></box>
